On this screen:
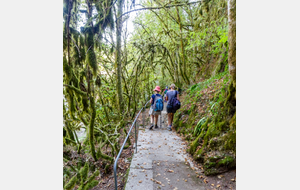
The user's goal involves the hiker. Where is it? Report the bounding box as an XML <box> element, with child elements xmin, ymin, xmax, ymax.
<box><xmin>178</xmin><ymin>87</ymin><xmax>182</xmax><ymax>94</ymax></box>
<box><xmin>149</xmin><ymin>86</ymin><xmax>164</xmax><ymax>130</ymax></box>
<box><xmin>163</xmin><ymin>86</ymin><xmax>168</xmax><ymax>102</ymax></box>
<box><xmin>166</xmin><ymin>84</ymin><xmax>180</xmax><ymax>131</ymax></box>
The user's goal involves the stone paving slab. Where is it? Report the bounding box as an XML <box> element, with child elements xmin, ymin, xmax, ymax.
<box><xmin>152</xmin><ymin>161</ymin><xmax>206</xmax><ymax>190</ymax></box>
<box><xmin>125</xmin><ymin>126</ymin><xmax>205</xmax><ymax>190</ymax></box>
<box><xmin>125</xmin><ymin>168</ymin><xmax>153</xmax><ymax>190</ymax></box>
<box><xmin>125</xmin><ymin>103</ymin><xmax>205</xmax><ymax>190</ymax></box>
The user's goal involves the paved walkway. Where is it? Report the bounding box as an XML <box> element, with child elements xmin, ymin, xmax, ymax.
<box><xmin>125</xmin><ymin>104</ymin><xmax>206</xmax><ymax>190</ymax></box>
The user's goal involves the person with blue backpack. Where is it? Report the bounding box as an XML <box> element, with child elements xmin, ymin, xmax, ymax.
<box><xmin>166</xmin><ymin>84</ymin><xmax>181</xmax><ymax>131</ymax></box>
<box><xmin>149</xmin><ymin>86</ymin><xmax>164</xmax><ymax>130</ymax></box>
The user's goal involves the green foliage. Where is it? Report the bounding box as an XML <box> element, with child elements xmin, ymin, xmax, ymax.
<box><xmin>75</xmin><ymin>162</ymin><xmax>100</xmax><ymax>190</ymax></box>
<box><xmin>194</xmin><ymin>117</ymin><xmax>206</xmax><ymax>136</ymax></box>
<box><xmin>64</xmin><ymin>174</ymin><xmax>77</xmax><ymax>190</ymax></box>
<box><xmin>79</xmin><ymin>162</ymin><xmax>89</xmax><ymax>184</ymax></box>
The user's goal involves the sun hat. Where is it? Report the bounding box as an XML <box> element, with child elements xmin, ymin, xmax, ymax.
<box><xmin>153</xmin><ymin>86</ymin><xmax>161</xmax><ymax>92</ymax></box>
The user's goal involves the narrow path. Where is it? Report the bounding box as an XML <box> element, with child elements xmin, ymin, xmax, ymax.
<box><xmin>125</xmin><ymin>104</ymin><xmax>206</xmax><ymax>190</ymax></box>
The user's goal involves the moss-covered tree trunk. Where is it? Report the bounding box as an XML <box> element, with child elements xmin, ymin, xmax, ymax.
<box><xmin>228</xmin><ymin>0</ymin><xmax>236</xmax><ymax>87</ymax></box>
<box><xmin>115</xmin><ymin>0</ymin><xmax>124</xmax><ymax>115</ymax></box>
<box><xmin>226</xmin><ymin>0</ymin><xmax>236</xmax><ymax>115</ymax></box>
<box><xmin>85</xmin><ymin>0</ymin><xmax>97</xmax><ymax>161</ymax></box>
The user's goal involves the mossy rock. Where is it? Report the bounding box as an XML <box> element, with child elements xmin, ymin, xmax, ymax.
<box><xmin>216</xmin><ymin>156</ymin><xmax>235</xmax><ymax>169</ymax></box>
<box><xmin>223</xmin><ymin>131</ymin><xmax>236</xmax><ymax>151</ymax></box>
<box><xmin>208</xmin><ymin>137</ymin><xmax>223</xmax><ymax>150</ymax></box>
<box><xmin>204</xmin><ymin>160</ymin><xmax>216</xmax><ymax>169</ymax></box>
<box><xmin>204</xmin><ymin>168</ymin><xmax>220</xmax><ymax>176</ymax></box>
<box><xmin>203</xmin><ymin>155</ymin><xmax>236</xmax><ymax>176</ymax></box>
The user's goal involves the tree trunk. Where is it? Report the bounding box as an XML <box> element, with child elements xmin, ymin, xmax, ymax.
<box><xmin>115</xmin><ymin>0</ymin><xmax>124</xmax><ymax>115</ymax></box>
<box><xmin>228</xmin><ymin>0</ymin><xmax>236</xmax><ymax>87</ymax></box>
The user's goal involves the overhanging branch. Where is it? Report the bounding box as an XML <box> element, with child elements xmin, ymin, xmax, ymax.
<box><xmin>117</xmin><ymin>1</ymin><xmax>202</xmax><ymax>21</ymax></box>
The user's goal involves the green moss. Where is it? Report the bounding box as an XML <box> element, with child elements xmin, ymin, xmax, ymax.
<box><xmin>199</xmin><ymin>118</ymin><xmax>210</xmax><ymax>138</ymax></box>
<box><xmin>189</xmin><ymin>134</ymin><xmax>201</xmax><ymax>155</ymax></box>
<box><xmin>86</xmin><ymin>27</ymin><xmax>98</xmax><ymax>76</ymax></box>
<box><xmin>83</xmin><ymin>180</ymin><xmax>98</xmax><ymax>190</ymax></box>
<box><xmin>64</xmin><ymin>174</ymin><xmax>77</xmax><ymax>190</ymax></box>
<box><xmin>79</xmin><ymin>162</ymin><xmax>89</xmax><ymax>184</ymax></box>
<box><xmin>104</xmin><ymin>163</ymin><xmax>110</xmax><ymax>174</ymax></box>
<box><xmin>208</xmin><ymin>138</ymin><xmax>221</xmax><ymax>149</ymax></box>
<box><xmin>215</xmin><ymin>120</ymin><xmax>227</xmax><ymax>131</ymax></box>
<box><xmin>194</xmin><ymin>147</ymin><xmax>205</xmax><ymax>162</ymax></box>
<box><xmin>204</xmin><ymin>160</ymin><xmax>216</xmax><ymax>169</ymax></box>
<box><xmin>229</xmin><ymin>112</ymin><xmax>236</xmax><ymax>130</ymax></box>
<box><xmin>223</xmin><ymin>131</ymin><xmax>236</xmax><ymax>151</ymax></box>
<box><xmin>178</xmin><ymin>120</ymin><xmax>183</xmax><ymax>128</ymax></box>
<box><xmin>217</xmin><ymin>156</ymin><xmax>235</xmax><ymax>168</ymax></box>
<box><xmin>123</xmin><ymin>165</ymin><xmax>131</xmax><ymax>189</ymax></box>
<box><xmin>63</xmin><ymin>55</ymin><xmax>72</xmax><ymax>83</ymax></box>
<box><xmin>204</xmin><ymin>168</ymin><xmax>219</xmax><ymax>176</ymax></box>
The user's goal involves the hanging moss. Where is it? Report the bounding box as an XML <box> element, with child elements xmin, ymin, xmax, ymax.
<box><xmin>66</xmin><ymin>89</ymin><xmax>76</xmax><ymax>119</ymax></box>
<box><xmin>79</xmin><ymin>35</ymin><xmax>86</xmax><ymax>62</ymax></box>
<box><xmin>86</xmin><ymin>27</ymin><xmax>98</xmax><ymax>76</ymax></box>
<box><xmin>71</xmin><ymin>70</ymin><xmax>80</xmax><ymax>89</ymax></box>
<box><xmin>63</xmin><ymin>55</ymin><xmax>72</xmax><ymax>83</ymax></box>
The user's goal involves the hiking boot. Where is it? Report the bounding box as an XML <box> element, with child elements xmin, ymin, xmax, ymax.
<box><xmin>167</xmin><ymin>126</ymin><xmax>172</xmax><ymax>131</ymax></box>
<box><xmin>149</xmin><ymin>125</ymin><xmax>154</xmax><ymax>130</ymax></box>
<box><xmin>155</xmin><ymin>125</ymin><xmax>158</xmax><ymax>129</ymax></box>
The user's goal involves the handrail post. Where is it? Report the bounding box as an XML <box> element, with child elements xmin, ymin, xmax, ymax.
<box><xmin>114</xmin><ymin>161</ymin><xmax>118</xmax><ymax>190</ymax></box>
<box><xmin>113</xmin><ymin>100</ymin><xmax>150</xmax><ymax>190</ymax></box>
<box><xmin>142</xmin><ymin>108</ymin><xmax>144</xmax><ymax>128</ymax></box>
<box><xmin>135</xmin><ymin>121</ymin><xmax>137</xmax><ymax>153</ymax></box>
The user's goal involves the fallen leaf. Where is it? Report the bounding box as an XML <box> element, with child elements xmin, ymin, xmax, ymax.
<box><xmin>139</xmin><ymin>180</ymin><xmax>142</xmax><ymax>183</ymax></box>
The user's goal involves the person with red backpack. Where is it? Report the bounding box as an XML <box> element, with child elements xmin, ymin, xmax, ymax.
<box><xmin>165</xmin><ymin>84</ymin><xmax>181</xmax><ymax>131</ymax></box>
<box><xmin>149</xmin><ymin>86</ymin><xmax>164</xmax><ymax>130</ymax></box>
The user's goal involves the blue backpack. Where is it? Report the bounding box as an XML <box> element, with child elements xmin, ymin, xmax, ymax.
<box><xmin>154</xmin><ymin>95</ymin><xmax>163</xmax><ymax>111</ymax></box>
<box><xmin>169</xmin><ymin>91</ymin><xmax>181</xmax><ymax>111</ymax></box>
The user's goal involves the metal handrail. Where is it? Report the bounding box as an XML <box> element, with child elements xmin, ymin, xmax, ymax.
<box><xmin>113</xmin><ymin>100</ymin><xmax>150</xmax><ymax>190</ymax></box>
